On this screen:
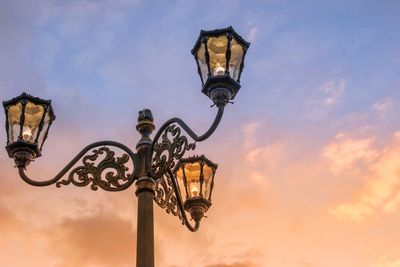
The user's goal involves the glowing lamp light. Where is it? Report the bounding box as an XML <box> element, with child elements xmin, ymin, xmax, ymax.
<box><xmin>213</xmin><ymin>64</ymin><xmax>226</xmax><ymax>76</ymax></box>
<box><xmin>175</xmin><ymin>155</ymin><xmax>217</xmax><ymax>222</ymax></box>
<box><xmin>3</xmin><ymin>92</ymin><xmax>56</xmax><ymax>167</ymax></box>
<box><xmin>23</xmin><ymin>127</ymin><xmax>33</xmax><ymax>142</ymax></box>
<box><xmin>192</xmin><ymin>26</ymin><xmax>250</xmax><ymax>106</ymax></box>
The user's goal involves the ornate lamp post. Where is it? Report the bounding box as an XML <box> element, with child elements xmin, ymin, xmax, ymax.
<box><xmin>3</xmin><ymin>26</ymin><xmax>249</xmax><ymax>267</ymax></box>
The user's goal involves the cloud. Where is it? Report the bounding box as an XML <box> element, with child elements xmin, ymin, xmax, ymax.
<box><xmin>372</xmin><ymin>98</ymin><xmax>393</xmax><ymax>118</ymax></box>
<box><xmin>205</xmin><ymin>261</ymin><xmax>258</xmax><ymax>267</ymax></box>
<box><xmin>247</xmin><ymin>27</ymin><xmax>258</xmax><ymax>42</ymax></box>
<box><xmin>0</xmin><ymin>202</ymin><xmax>21</xmax><ymax>232</ymax></box>
<box><xmin>242</xmin><ymin>122</ymin><xmax>284</xmax><ymax>165</ymax></box>
<box><xmin>50</xmin><ymin>207</ymin><xmax>135</xmax><ymax>267</ymax></box>
<box><xmin>321</xmin><ymin>79</ymin><xmax>346</xmax><ymax>107</ymax></box>
<box><xmin>374</xmin><ymin>258</ymin><xmax>400</xmax><ymax>267</ymax></box>
<box><xmin>243</xmin><ymin>121</ymin><xmax>261</xmax><ymax>150</ymax></box>
<box><xmin>303</xmin><ymin>79</ymin><xmax>347</xmax><ymax>120</ymax></box>
<box><xmin>323</xmin><ymin>132</ymin><xmax>378</xmax><ymax>174</ymax></box>
<box><xmin>330</xmin><ymin>131</ymin><xmax>400</xmax><ymax>222</ymax></box>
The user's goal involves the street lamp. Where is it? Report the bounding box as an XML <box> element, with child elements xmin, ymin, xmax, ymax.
<box><xmin>3</xmin><ymin>26</ymin><xmax>249</xmax><ymax>267</ymax></box>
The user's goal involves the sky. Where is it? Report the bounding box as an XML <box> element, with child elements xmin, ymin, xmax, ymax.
<box><xmin>1</xmin><ymin>0</ymin><xmax>400</xmax><ymax>266</ymax></box>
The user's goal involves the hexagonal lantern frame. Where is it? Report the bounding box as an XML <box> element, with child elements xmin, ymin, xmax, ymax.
<box><xmin>174</xmin><ymin>155</ymin><xmax>218</xmax><ymax>222</ymax></box>
<box><xmin>191</xmin><ymin>26</ymin><xmax>250</xmax><ymax>106</ymax></box>
<box><xmin>3</xmin><ymin>92</ymin><xmax>56</xmax><ymax>166</ymax></box>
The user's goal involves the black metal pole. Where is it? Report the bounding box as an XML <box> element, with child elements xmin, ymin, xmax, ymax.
<box><xmin>135</xmin><ymin>109</ymin><xmax>156</xmax><ymax>267</ymax></box>
<box><xmin>135</xmin><ymin>177</ymin><xmax>155</xmax><ymax>267</ymax></box>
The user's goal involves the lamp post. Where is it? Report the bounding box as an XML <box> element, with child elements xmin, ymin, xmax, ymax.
<box><xmin>3</xmin><ymin>26</ymin><xmax>250</xmax><ymax>267</ymax></box>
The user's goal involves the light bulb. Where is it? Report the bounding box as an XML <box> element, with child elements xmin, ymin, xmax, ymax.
<box><xmin>191</xmin><ymin>185</ymin><xmax>199</xmax><ymax>197</ymax></box>
<box><xmin>213</xmin><ymin>65</ymin><xmax>225</xmax><ymax>76</ymax></box>
<box><xmin>22</xmin><ymin>127</ymin><xmax>33</xmax><ymax>142</ymax></box>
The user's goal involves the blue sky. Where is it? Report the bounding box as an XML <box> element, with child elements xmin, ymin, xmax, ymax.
<box><xmin>1</xmin><ymin>1</ymin><xmax>400</xmax><ymax>267</ymax></box>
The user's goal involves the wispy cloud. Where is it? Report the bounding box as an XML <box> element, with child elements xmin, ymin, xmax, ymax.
<box><xmin>372</xmin><ymin>98</ymin><xmax>393</xmax><ymax>118</ymax></box>
<box><xmin>330</xmin><ymin>131</ymin><xmax>400</xmax><ymax>222</ymax></box>
<box><xmin>321</xmin><ymin>79</ymin><xmax>346</xmax><ymax>107</ymax></box>
<box><xmin>242</xmin><ymin>121</ymin><xmax>284</xmax><ymax>165</ymax></box>
<box><xmin>247</xmin><ymin>26</ymin><xmax>258</xmax><ymax>42</ymax></box>
<box><xmin>323</xmin><ymin>132</ymin><xmax>378</xmax><ymax>174</ymax></box>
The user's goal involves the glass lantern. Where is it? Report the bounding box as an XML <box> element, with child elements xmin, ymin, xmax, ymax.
<box><xmin>3</xmin><ymin>92</ymin><xmax>56</xmax><ymax>165</ymax></box>
<box><xmin>175</xmin><ymin>155</ymin><xmax>217</xmax><ymax>221</ymax></box>
<box><xmin>192</xmin><ymin>26</ymin><xmax>250</xmax><ymax>105</ymax></box>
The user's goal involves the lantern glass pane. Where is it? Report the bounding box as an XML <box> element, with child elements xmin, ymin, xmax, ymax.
<box><xmin>196</xmin><ymin>42</ymin><xmax>208</xmax><ymax>83</ymax></box>
<box><xmin>175</xmin><ymin>167</ymin><xmax>188</xmax><ymax>200</ymax></box>
<box><xmin>229</xmin><ymin>38</ymin><xmax>244</xmax><ymax>81</ymax></box>
<box><xmin>37</xmin><ymin>111</ymin><xmax>51</xmax><ymax>149</ymax></box>
<box><xmin>202</xmin><ymin>164</ymin><xmax>214</xmax><ymax>199</ymax></box>
<box><xmin>207</xmin><ymin>35</ymin><xmax>228</xmax><ymax>77</ymax></box>
<box><xmin>7</xmin><ymin>101</ymin><xmax>22</xmax><ymax>143</ymax></box>
<box><xmin>22</xmin><ymin>102</ymin><xmax>44</xmax><ymax>143</ymax></box>
<box><xmin>184</xmin><ymin>162</ymin><xmax>202</xmax><ymax>198</ymax></box>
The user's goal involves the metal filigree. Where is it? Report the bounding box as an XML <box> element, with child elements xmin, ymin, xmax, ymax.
<box><xmin>154</xmin><ymin>173</ymin><xmax>184</xmax><ymax>224</ymax></box>
<box><xmin>56</xmin><ymin>146</ymin><xmax>134</xmax><ymax>191</ymax></box>
<box><xmin>152</xmin><ymin>124</ymin><xmax>196</xmax><ymax>178</ymax></box>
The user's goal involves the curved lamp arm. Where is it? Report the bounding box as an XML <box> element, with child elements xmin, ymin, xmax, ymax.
<box><xmin>17</xmin><ymin>141</ymin><xmax>137</xmax><ymax>192</ymax></box>
<box><xmin>150</xmin><ymin>106</ymin><xmax>224</xmax><ymax>178</ymax></box>
<box><xmin>152</xmin><ymin>105</ymin><xmax>224</xmax><ymax>146</ymax></box>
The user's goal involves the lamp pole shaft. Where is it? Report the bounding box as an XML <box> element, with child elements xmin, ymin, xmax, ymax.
<box><xmin>136</xmin><ymin>177</ymin><xmax>155</xmax><ymax>267</ymax></box>
<box><xmin>135</xmin><ymin>109</ymin><xmax>156</xmax><ymax>267</ymax></box>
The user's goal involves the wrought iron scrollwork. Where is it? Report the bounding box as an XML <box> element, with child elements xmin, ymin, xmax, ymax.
<box><xmin>152</xmin><ymin>124</ymin><xmax>196</xmax><ymax>178</ymax></box>
<box><xmin>151</xmin><ymin>105</ymin><xmax>225</xmax><ymax>178</ymax></box>
<box><xmin>56</xmin><ymin>146</ymin><xmax>133</xmax><ymax>191</ymax></box>
<box><xmin>154</xmin><ymin>173</ymin><xmax>184</xmax><ymax>224</ymax></box>
<box><xmin>154</xmin><ymin>170</ymin><xmax>200</xmax><ymax>231</ymax></box>
<box><xmin>17</xmin><ymin>141</ymin><xmax>137</xmax><ymax>192</ymax></box>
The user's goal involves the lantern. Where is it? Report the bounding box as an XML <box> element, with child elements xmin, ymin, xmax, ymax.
<box><xmin>192</xmin><ymin>26</ymin><xmax>250</xmax><ymax>106</ymax></box>
<box><xmin>3</xmin><ymin>92</ymin><xmax>56</xmax><ymax>167</ymax></box>
<box><xmin>175</xmin><ymin>155</ymin><xmax>217</xmax><ymax>222</ymax></box>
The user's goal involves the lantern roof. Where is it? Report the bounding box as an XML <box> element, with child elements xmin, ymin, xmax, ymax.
<box><xmin>175</xmin><ymin>154</ymin><xmax>218</xmax><ymax>171</ymax></box>
<box><xmin>191</xmin><ymin>26</ymin><xmax>250</xmax><ymax>56</ymax></box>
<box><xmin>3</xmin><ymin>92</ymin><xmax>56</xmax><ymax>120</ymax></box>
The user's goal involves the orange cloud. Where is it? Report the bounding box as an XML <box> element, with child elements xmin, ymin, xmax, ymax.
<box><xmin>242</xmin><ymin>122</ymin><xmax>285</xmax><ymax>167</ymax></box>
<box><xmin>49</xmin><ymin>208</ymin><xmax>135</xmax><ymax>267</ymax></box>
<box><xmin>0</xmin><ymin>201</ymin><xmax>21</xmax><ymax>232</ymax></box>
<box><xmin>323</xmin><ymin>132</ymin><xmax>378</xmax><ymax>174</ymax></box>
<box><xmin>330</xmin><ymin>131</ymin><xmax>400</xmax><ymax>222</ymax></box>
<box><xmin>374</xmin><ymin>258</ymin><xmax>400</xmax><ymax>267</ymax></box>
<box><xmin>205</xmin><ymin>261</ymin><xmax>258</xmax><ymax>267</ymax></box>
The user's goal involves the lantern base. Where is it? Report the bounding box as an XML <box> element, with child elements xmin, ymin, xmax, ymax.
<box><xmin>183</xmin><ymin>197</ymin><xmax>212</xmax><ymax>222</ymax></box>
<box><xmin>5</xmin><ymin>141</ymin><xmax>40</xmax><ymax>168</ymax></box>
<box><xmin>202</xmin><ymin>75</ymin><xmax>240</xmax><ymax>106</ymax></box>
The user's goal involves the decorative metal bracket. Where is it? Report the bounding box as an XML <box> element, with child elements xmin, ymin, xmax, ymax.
<box><xmin>17</xmin><ymin>141</ymin><xmax>137</xmax><ymax>192</ymax></box>
<box><xmin>151</xmin><ymin>105</ymin><xmax>224</xmax><ymax>178</ymax></box>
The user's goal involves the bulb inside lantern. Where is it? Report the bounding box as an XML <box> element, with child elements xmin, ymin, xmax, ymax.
<box><xmin>191</xmin><ymin>185</ymin><xmax>199</xmax><ymax>197</ymax></box>
<box><xmin>213</xmin><ymin>65</ymin><xmax>225</xmax><ymax>76</ymax></box>
<box><xmin>22</xmin><ymin>127</ymin><xmax>33</xmax><ymax>142</ymax></box>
